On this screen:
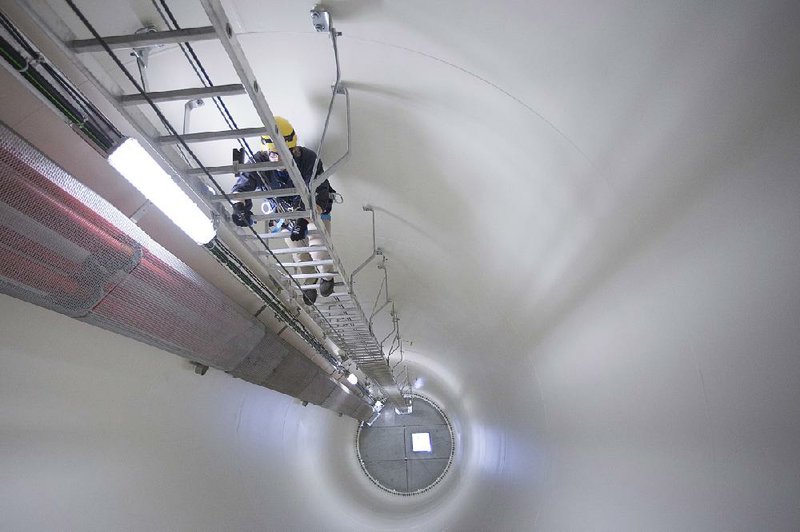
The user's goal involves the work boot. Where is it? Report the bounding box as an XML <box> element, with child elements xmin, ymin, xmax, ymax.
<box><xmin>302</xmin><ymin>287</ymin><xmax>317</xmax><ymax>305</ymax></box>
<box><xmin>290</xmin><ymin>218</ymin><xmax>309</xmax><ymax>241</ymax></box>
<box><xmin>319</xmin><ymin>278</ymin><xmax>335</xmax><ymax>297</ymax></box>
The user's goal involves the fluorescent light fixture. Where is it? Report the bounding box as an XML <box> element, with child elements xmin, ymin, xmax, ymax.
<box><xmin>411</xmin><ymin>432</ymin><xmax>432</xmax><ymax>452</ymax></box>
<box><xmin>109</xmin><ymin>138</ymin><xmax>215</xmax><ymax>244</ymax></box>
<box><xmin>347</xmin><ymin>373</ymin><xmax>358</xmax><ymax>385</ymax></box>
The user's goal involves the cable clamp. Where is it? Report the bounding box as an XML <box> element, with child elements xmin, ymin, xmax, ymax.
<box><xmin>16</xmin><ymin>53</ymin><xmax>43</xmax><ymax>74</ymax></box>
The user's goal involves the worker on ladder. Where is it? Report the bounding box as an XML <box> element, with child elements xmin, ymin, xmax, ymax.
<box><xmin>230</xmin><ymin>116</ymin><xmax>335</xmax><ymax>305</ymax></box>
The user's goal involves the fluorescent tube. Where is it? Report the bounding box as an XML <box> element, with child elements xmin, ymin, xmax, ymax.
<box><xmin>109</xmin><ymin>138</ymin><xmax>215</xmax><ymax>244</ymax></box>
<box><xmin>411</xmin><ymin>432</ymin><xmax>432</xmax><ymax>452</ymax></box>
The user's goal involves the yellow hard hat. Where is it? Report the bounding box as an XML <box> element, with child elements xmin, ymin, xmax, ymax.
<box><xmin>261</xmin><ymin>116</ymin><xmax>297</xmax><ymax>151</ymax></box>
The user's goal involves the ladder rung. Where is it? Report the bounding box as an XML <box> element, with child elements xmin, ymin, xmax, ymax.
<box><xmin>295</xmin><ymin>282</ymin><xmax>343</xmax><ymax>291</ymax></box>
<box><xmin>286</xmin><ymin>272</ymin><xmax>339</xmax><ymax>280</ymax></box>
<box><xmin>70</xmin><ymin>26</ymin><xmax>218</xmax><ymax>52</ymax></box>
<box><xmin>158</xmin><ymin>127</ymin><xmax>271</xmax><ymax>144</ymax></box>
<box><xmin>187</xmin><ymin>161</ymin><xmax>285</xmax><ymax>177</ymax></box>
<box><xmin>241</xmin><ymin>229</ymin><xmax>320</xmax><ymax>240</ymax></box>
<box><xmin>253</xmin><ymin>210</ymin><xmax>311</xmax><ymax>222</ymax></box>
<box><xmin>118</xmin><ymin>84</ymin><xmax>245</xmax><ymax>105</ymax></box>
<box><xmin>317</xmin><ymin>291</ymin><xmax>348</xmax><ymax>298</ymax></box>
<box><xmin>276</xmin><ymin>259</ymin><xmax>334</xmax><ymax>268</ymax></box>
<box><xmin>211</xmin><ymin>189</ymin><xmax>298</xmax><ymax>201</ymax></box>
<box><xmin>270</xmin><ymin>246</ymin><xmax>328</xmax><ymax>255</ymax></box>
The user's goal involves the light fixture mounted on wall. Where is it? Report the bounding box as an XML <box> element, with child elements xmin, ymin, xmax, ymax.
<box><xmin>108</xmin><ymin>138</ymin><xmax>215</xmax><ymax>245</ymax></box>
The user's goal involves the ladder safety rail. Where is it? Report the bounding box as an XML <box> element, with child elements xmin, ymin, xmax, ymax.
<box><xmin>311</xmin><ymin>85</ymin><xmax>350</xmax><ymax>194</ymax></box>
<box><xmin>350</xmin><ymin>205</ymin><xmax>379</xmax><ymax>286</ymax></box>
<box><xmin>23</xmin><ymin>0</ymin><xmax>410</xmax><ymax>412</ymax></box>
<box><xmin>251</xmin><ymin>210</ymin><xmax>312</xmax><ymax>222</ymax></box>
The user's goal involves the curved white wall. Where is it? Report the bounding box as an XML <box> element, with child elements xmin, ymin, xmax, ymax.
<box><xmin>3</xmin><ymin>152</ymin><xmax>799</xmax><ymax>529</ymax></box>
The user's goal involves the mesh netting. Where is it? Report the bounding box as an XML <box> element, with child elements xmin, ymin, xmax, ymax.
<box><xmin>0</xmin><ymin>127</ymin><xmax>141</xmax><ymax>316</ymax></box>
<box><xmin>0</xmin><ymin>123</ymin><xmax>262</xmax><ymax>369</ymax></box>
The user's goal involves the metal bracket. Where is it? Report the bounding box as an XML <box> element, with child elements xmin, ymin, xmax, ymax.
<box><xmin>130</xmin><ymin>26</ymin><xmax>162</xmax><ymax>92</ymax></box>
<box><xmin>310</xmin><ymin>7</ymin><xmax>331</xmax><ymax>33</ymax></box>
<box><xmin>183</xmin><ymin>98</ymin><xmax>205</xmax><ymax>134</ymax></box>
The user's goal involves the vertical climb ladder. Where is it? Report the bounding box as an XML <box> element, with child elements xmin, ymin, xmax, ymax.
<box><xmin>19</xmin><ymin>0</ymin><xmax>410</xmax><ymax>412</ymax></box>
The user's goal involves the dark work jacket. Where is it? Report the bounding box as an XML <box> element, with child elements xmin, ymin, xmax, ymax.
<box><xmin>231</xmin><ymin>146</ymin><xmax>333</xmax><ymax>214</ymax></box>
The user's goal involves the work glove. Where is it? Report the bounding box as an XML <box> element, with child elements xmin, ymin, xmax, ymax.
<box><xmin>290</xmin><ymin>218</ymin><xmax>309</xmax><ymax>241</ymax></box>
<box><xmin>231</xmin><ymin>202</ymin><xmax>253</xmax><ymax>227</ymax></box>
<box><xmin>315</xmin><ymin>186</ymin><xmax>333</xmax><ymax>213</ymax></box>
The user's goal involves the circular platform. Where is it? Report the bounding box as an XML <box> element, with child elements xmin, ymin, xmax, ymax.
<box><xmin>356</xmin><ymin>395</ymin><xmax>454</xmax><ymax>495</ymax></box>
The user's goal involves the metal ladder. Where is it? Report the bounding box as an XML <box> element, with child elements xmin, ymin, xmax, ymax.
<box><xmin>18</xmin><ymin>0</ymin><xmax>410</xmax><ymax>412</ymax></box>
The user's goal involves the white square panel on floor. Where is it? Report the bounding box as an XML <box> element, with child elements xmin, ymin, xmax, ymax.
<box><xmin>411</xmin><ymin>432</ymin><xmax>432</xmax><ymax>452</ymax></box>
